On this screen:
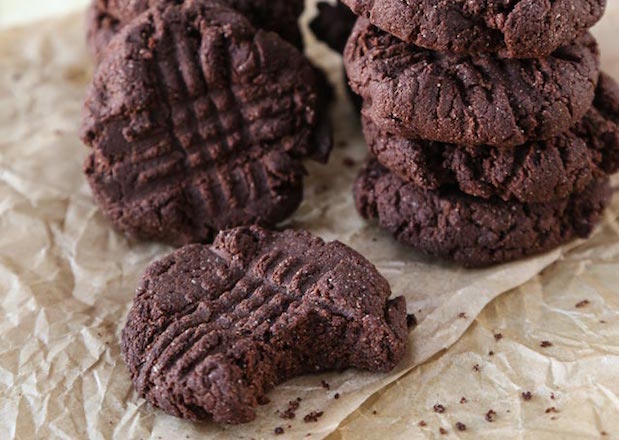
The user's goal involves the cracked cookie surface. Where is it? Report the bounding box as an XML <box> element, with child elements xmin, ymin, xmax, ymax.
<box><xmin>344</xmin><ymin>19</ymin><xmax>600</xmax><ymax>147</ymax></box>
<box><xmin>364</xmin><ymin>73</ymin><xmax>619</xmax><ymax>203</ymax></box>
<box><xmin>81</xmin><ymin>0</ymin><xmax>331</xmax><ymax>246</ymax></box>
<box><xmin>87</xmin><ymin>0</ymin><xmax>305</xmax><ymax>58</ymax></box>
<box><xmin>121</xmin><ymin>226</ymin><xmax>408</xmax><ymax>424</ymax></box>
<box><xmin>342</xmin><ymin>0</ymin><xmax>606</xmax><ymax>58</ymax></box>
<box><xmin>354</xmin><ymin>160</ymin><xmax>611</xmax><ymax>267</ymax></box>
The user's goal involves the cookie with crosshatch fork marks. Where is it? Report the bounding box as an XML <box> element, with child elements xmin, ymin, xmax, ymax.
<box><xmin>80</xmin><ymin>0</ymin><xmax>332</xmax><ymax>246</ymax></box>
<box><xmin>121</xmin><ymin>226</ymin><xmax>408</xmax><ymax>424</ymax></box>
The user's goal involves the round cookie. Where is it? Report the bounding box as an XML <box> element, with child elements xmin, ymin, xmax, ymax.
<box><xmin>310</xmin><ymin>0</ymin><xmax>357</xmax><ymax>54</ymax></box>
<box><xmin>121</xmin><ymin>226</ymin><xmax>408</xmax><ymax>424</ymax></box>
<box><xmin>364</xmin><ymin>73</ymin><xmax>619</xmax><ymax>203</ymax></box>
<box><xmin>354</xmin><ymin>160</ymin><xmax>611</xmax><ymax>267</ymax></box>
<box><xmin>87</xmin><ymin>0</ymin><xmax>305</xmax><ymax>58</ymax></box>
<box><xmin>572</xmin><ymin>72</ymin><xmax>619</xmax><ymax>175</ymax></box>
<box><xmin>345</xmin><ymin>18</ymin><xmax>600</xmax><ymax>148</ymax></box>
<box><xmin>341</xmin><ymin>0</ymin><xmax>606</xmax><ymax>59</ymax></box>
<box><xmin>81</xmin><ymin>0</ymin><xmax>332</xmax><ymax>246</ymax></box>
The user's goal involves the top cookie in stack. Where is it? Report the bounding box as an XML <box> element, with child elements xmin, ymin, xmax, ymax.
<box><xmin>341</xmin><ymin>0</ymin><xmax>618</xmax><ymax>267</ymax></box>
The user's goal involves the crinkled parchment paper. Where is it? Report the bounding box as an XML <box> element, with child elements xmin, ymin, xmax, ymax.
<box><xmin>0</xmin><ymin>1</ymin><xmax>617</xmax><ymax>439</ymax></box>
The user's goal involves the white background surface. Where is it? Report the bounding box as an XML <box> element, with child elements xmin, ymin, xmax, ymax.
<box><xmin>0</xmin><ymin>0</ymin><xmax>89</xmax><ymax>29</ymax></box>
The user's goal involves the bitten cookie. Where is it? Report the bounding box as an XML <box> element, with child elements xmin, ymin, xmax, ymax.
<box><xmin>87</xmin><ymin>0</ymin><xmax>305</xmax><ymax>57</ymax></box>
<box><xmin>355</xmin><ymin>160</ymin><xmax>611</xmax><ymax>267</ymax></box>
<box><xmin>364</xmin><ymin>73</ymin><xmax>619</xmax><ymax>203</ymax></box>
<box><xmin>345</xmin><ymin>19</ymin><xmax>600</xmax><ymax>147</ymax></box>
<box><xmin>81</xmin><ymin>0</ymin><xmax>332</xmax><ymax>246</ymax></box>
<box><xmin>121</xmin><ymin>226</ymin><xmax>408</xmax><ymax>424</ymax></box>
<box><xmin>341</xmin><ymin>0</ymin><xmax>606</xmax><ymax>59</ymax></box>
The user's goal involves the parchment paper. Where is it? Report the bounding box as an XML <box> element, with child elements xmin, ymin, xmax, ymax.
<box><xmin>0</xmin><ymin>1</ymin><xmax>617</xmax><ymax>439</ymax></box>
<box><xmin>333</xmin><ymin>179</ymin><xmax>619</xmax><ymax>439</ymax></box>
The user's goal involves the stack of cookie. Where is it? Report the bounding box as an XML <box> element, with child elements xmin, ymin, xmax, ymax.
<box><xmin>80</xmin><ymin>0</ymin><xmax>332</xmax><ymax>246</ymax></box>
<box><xmin>342</xmin><ymin>0</ymin><xmax>618</xmax><ymax>267</ymax></box>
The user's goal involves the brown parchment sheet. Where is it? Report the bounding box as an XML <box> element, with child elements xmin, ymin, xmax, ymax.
<box><xmin>0</xmin><ymin>1</ymin><xmax>617</xmax><ymax>439</ymax></box>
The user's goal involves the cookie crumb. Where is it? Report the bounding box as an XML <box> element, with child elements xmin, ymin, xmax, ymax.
<box><xmin>419</xmin><ymin>420</ymin><xmax>427</xmax><ymax>427</ymax></box>
<box><xmin>274</xmin><ymin>427</ymin><xmax>284</xmax><ymax>435</ymax></box>
<box><xmin>575</xmin><ymin>299</ymin><xmax>590</xmax><ymax>308</ymax></box>
<box><xmin>407</xmin><ymin>313</ymin><xmax>418</xmax><ymax>328</ymax></box>
<box><xmin>473</xmin><ymin>364</ymin><xmax>480</xmax><ymax>372</ymax></box>
<box><xmin>460</xmin><ymin>397</ymin><xmax>468</xmax><ymax>404</ymax></box>
<box><xmin>372</xmin><ymin>410</ymin><xmax>378</xmax><ymax>415</ymax></box>
<box><xmin>550</xmin><ymin>393</ymin><xmax>556</xmax><ymax>400</ymax></box>
<box><xmin>545</xmin><ymin>407</ymin><xmax>558</xmax><ymax>414</ymax></box>
<box><xmin>280</xmin><ymin>400</ymin><xmax>301</xmax><ymax>419</ymax></box>
<box><xmin>342</xmin><ymin>157</ymin><xmax>356</xmax><ymax>168</ymax></box>
<box><xmin>540</xmin><ymin>341</ymin><xmax>553</xmax><ymax>348</ymax></box>
<box><xmin>488</xmin><ymin>351</ymin><xmax>494</xmax><ymax>356</ymax></box>
<box><xmin>601</xmin><ymin>431</ymin><xmax>608</xmax><ymax>436</ymax></box>
<box><xmin>455</xmin><ymin>422</ymin><xmax>467</xmax><ymax>431</ymax></box>
<box><xmin>521</xmin><ymin>391</ymin><xmax>533</xmax><ymax>401</ymax></box>
<box><xmin>485</xmin><ymin>409</ymin><xmax>497</xmax><ymax>422</ymax></box>
<box><xmin>433</xmin><ymin>404</ymin><xmax>446</xmax><ymax>413</ymax></box>
<box><xmin>494</xmin><ymin>333</ymin><xmax>503</xmax><ymax>341</ymax></box>
<box><xmin>458</xmin><ymin>312</ymin><xmax>467</xmax><ymax>319</ymax></box>
<box><xmin>321</xmin><ymin>380</ymin><xmax>330</xmax><ymax>390</ymax></box>
<box><xmin>334</xmin><ymin>393</ymin><xmax>340</xmax><ymax>399</ymax></box>
<box><xmin>439</xmin><ymin>427</ymin><xmax>448</xmax><ymax>435</ymax></box>
<box><xmin>304</xmin><ymin>411</ymin><xmax>324</xmax><ymax>423</ymax></box>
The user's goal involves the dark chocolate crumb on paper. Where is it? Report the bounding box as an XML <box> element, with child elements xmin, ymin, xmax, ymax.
<box><xmin>575</xmin><ymin>299</ymin><xmax>591</xmax><ymax>308</ymax></box>
<box><xmin>407</xmin><ymin>314</ymin><xmax>418</xmax><ymax>328</ymax></box>
<box><xmin>485</xmin><ymin>409</ymin><xmax>497</xmax><ymax>422</ymax></box>
<box><xmin>304</xmin><ymin>411</ymin><xmax>324</xmax><ymax>423</ymax></box>
<box><xmin>455</xmin><ymin>422</ymin><xmax>467</xmax><ymax>431</ymax></box>
<box><xmin>433</xmin><ymin>404</ymin><xmax>446</xmax><ymax>413</ymax></box>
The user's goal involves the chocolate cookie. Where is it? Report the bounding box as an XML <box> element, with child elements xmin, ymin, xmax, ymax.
<box><xmin>365</xmin><ymin>73</ymin><xmax>619</xmax><ymax>203</ymax></box>
<box><xmin>121</xmin><ymin>226</ymin><xmax>408</xmax><ymax>424</ymax></box>
<box><xmin>354</xmin><ymin>160</ymin><xmax>611</xmax><ymax>267</ymax></box>
<box><xmin>345</xmin><ymin>19</ymin><xmax>600</xmax><ymax>147</ymax></box>
<box><xmin>310</xmin><ymin>1</ymin><xmax>357</xmax><ymax>54</ymax></box>
<box><xmin>310</xmin><ymin>1</ymin><xmax>362</xmax><ymax>111</ymax></box>
<box><xmin>572</xmin><ymin>72</ymin><xmax>619</xmax><ymax>175</ymax></box>
<box><xmin>87</xmin><ymin>0</ymin><xmax>305</xmax><ymax>58</ymax></box>
<box><xmin>341</xmin><ymin>0</ymin><xmax>606</xmax><ymax>59</ymax></box>
<box><xmin>81</xmin><ymin>0</ymin><xmax>332</xmax><ymax>246</ymax></box>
